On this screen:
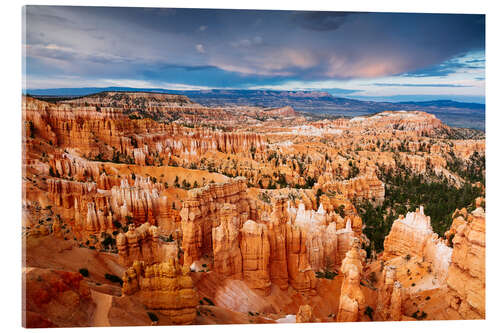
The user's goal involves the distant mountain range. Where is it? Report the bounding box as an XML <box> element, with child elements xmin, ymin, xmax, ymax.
<box><xmin>26</xmin><ymin>87</ymin><xmax>485</xmax><ymax>131</ymax></box>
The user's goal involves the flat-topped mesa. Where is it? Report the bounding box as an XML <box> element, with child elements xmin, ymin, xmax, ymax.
<box><xmin>337</xmin><ymin>239</ymin><xmax>367</xmax><ymax>322</ymax></box>
<box><xmin>240</xmin><ymin>220</ymin><xmax>272</xmax><ymax>294</ymax></box>
<box><xmin>63</xmin><ymin>91</ymin><xmax>195</xmax><ymax>107</ymax></box>
<box><xmin>180</xmin><ymin>177</ymin><xmax>254</xmax><ymax>266</ymax></box>
<box><xmin>383</xmin><ymin>206</ymin><xmax>452</xmax><ymax>282</ymax></box>
<box><xmin>121</xmin><ymin>258</ymin><xmax>198</xmax><ymax>325</ymax></box>
<box><xmin>23</xmin><ymin>95</ymin><xmax>266</xmax><ymax>160</ymax></box>
<box><xmin>446</xmin><ymin>206</ymin><xmax>485</xmax><ymax>319</ymax></box>
<box><xmin>375</xmin><ymin>266</ymin><xmax>403</xmax><ymax>321</ymax></box>
<box><xmin>348</xmin><ymin>111</ymin><xmax>445</xmax><ymax>135</ymax></box>
<box><xmin>264</xmin><ymin>106</ymin><xmax>297</xmax><ymax>118</ymax></box>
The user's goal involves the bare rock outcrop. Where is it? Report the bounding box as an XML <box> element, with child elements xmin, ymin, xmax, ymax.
<box><xmin>23</xmin><ymin>268</ymin><xmax>95</xmax><ymax>328</ymax></box>
<box><xmin>181</xmin><ymin>177</ymin><xmax>253</xmax><ymax>266</ymax></box>
<box><xmin>122</xmin><ymin>259</ymin><xmax>198</xmax><ymax>325</ymax></box>
<box><xmin>212</xmin><ymin>204</ymin><xmax>243</xmax><ymax>279</ymax></box>
<box><xmin>267</xmin><ymin>197</ymin><xmax>289</xmax><ymax>289</ymax></box>
<box><xmin>240</xmin><ymin>220</ymin><xmax>271</xmax><ymax>294</ymax></box>
<box><xmin>445</xmin><ymin>206</ymin><xmax>485</xmax><ymax>319</ymax></box>
<box><xmin>286</xmin><ymin>223</ymin><xmax>317</xmax><ymax>292</ymax></box>
<box><xmin>316</xmin><ymin>171</ymin><xmax>385</xmax><ymax>206</ymax></box>
<box><xmin>383</xmin><ymin>206</ymin><xmax>452</xmax><ymax>282</ymax></box>
<box><xmin>337</xmin><ymin>239</ymin><xmax>366</xmax><ymax>322</ymax></box>
<box><xmin>375</xmin><ymin>266</ymin><xmax>402</xmax><ymax>321</ymax></box>
<box><xmin>296</xmin><ymin>304</ymin><xmax>316</xmax><ymax>323</ymax></box>
<box><xmin>116</xmin><ymin>223</ymin><xmax>164</xmax><ymax>266</ymax></box>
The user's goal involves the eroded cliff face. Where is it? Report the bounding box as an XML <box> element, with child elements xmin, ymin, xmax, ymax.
<box><xmin>122</xmin><ymin>259</ymin><xmax>198</xmax><ymax>325</ymax></box>
<box><xmin>267</xmin><ymin>197</ymin><xmax>289</xmax><ymax>289</ymax></box>
<box><xmin>212</xmin><ymin>204</ymin><xmax>243</xmax><ymax>279</ymax></box>
<box><xmin>375</xmin><ymin>266</ymin><xmax>402</xmax><ymax>321</ymax></box>
<box><xmin>240</xmin><ymin>220</ymin><xmax>272</xmax><ymax>294</ymax></box>
<box><xmin>316</xmin><ymin>171</ymin><xmax>385</xmax><ymax>206</ymax></box>
<box><xmin>180</xmin><ymin>177</ymin><xmax>253</xmax><ymax>266</ymax></box>
<box><xmin>383</xmin><ymin>206</ymin><xmax>452</xmax><ymax>282</ymax></box>
<box><xmin>23</xmin><ymin>92</ymin><xmax>485</xmax><ymax>326</ymax></box>
<box><xmin>23</xmin><ymin>268</ymin><xmax>96</xmax><ymax>328</ymax></box>
<box><xmin>337</xmin><ymin>239</ymin><xmax>366</xmax><ymax>322</ymax></box>
<box><xmin>115</xmin><ymin>223</ymin><xmax>181</xmax><ymax>267</ymax></box>
<box><xmin>445</xmin><ymin>207</ymin><xmax>485</xmax><ymax>319</ymax></box>
<box><xmin>296</xmin><ymin>304</ymin><xmax>315</xmax><ymax>323</ymax></box>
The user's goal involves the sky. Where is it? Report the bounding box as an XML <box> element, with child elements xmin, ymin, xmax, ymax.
<box><xmin>23</xmin><ymin>6</ymin><xmax>485</xmax><ymax>103</ymax></box>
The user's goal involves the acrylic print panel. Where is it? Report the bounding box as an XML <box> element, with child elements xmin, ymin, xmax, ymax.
<box><xmin>22</xmin><ymin>5</ymin><xmax>485</xmax><ymax>328</ymax></box>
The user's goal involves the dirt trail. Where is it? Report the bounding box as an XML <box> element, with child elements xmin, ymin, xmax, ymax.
<box><xmin>91</xmin><ymin>290</ymin><xmax>113</xmax><ymax>327</ymax></box>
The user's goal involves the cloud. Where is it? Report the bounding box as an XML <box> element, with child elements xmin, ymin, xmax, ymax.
<box><xmin>403</xmin><ymin>52</ymin><xmax>485</xmax><ymax>77</ymax></box>
<box><xmin>195</xmin><ymin>44</ymin><xmax>206</xmax><ymax>54</ymax></box>
<box><xmin>292</xmin><ymin>12</ymin><xmax>350</xmax><ymax>31</ymax></box>
<box><xmin>23</xmin><ymin>6</ymin><xmax>485</xmax><ymax>92</ymax></box>
<box><xmin>371</xmin><ymin>83</ymin><xmax>472</xmax><ymax>88</ymax></box>
<box><xmin>230</xmin><ymin>36</ymin><xmax>263</xmax><ymax>48</ymax></box>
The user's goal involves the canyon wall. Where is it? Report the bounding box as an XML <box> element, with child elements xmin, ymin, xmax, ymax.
<box><xmin>122</xmin><ymin>259</ymin><xmax>198</xmax><ymax>325</ymax></box>
<box><xmin>383</xmin><ymin>206</ymin><xmax>452</xmax><ymax>282</ymax></box>
<box><xmin>180</xmin><ymin>177</ymin><xmax>253</xmax><ymax>266</ymax></box>
<box><xmin>445</xmin><ymin>207</ymin><xmax>485</xmax><ymax>319</ymax></box>
<box><xmin>337</xmin><ymin>239</ymin><xmax>366</xmax><ymax>322</ymax></box>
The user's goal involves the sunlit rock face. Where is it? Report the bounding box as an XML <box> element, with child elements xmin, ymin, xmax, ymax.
<box><xmin>337</xmin><ymin>239</ymin><xmax>366</xmax><ymax>322</ymax></box>
<box><xmin>240</xmin><ymin>220</ymin><xmax>271</xmax><ymax>294</ymax></box>
<box><xmin>122</xmin><ymin>258</ymin><xmax>198</xmax><ymax>325</ymax></box>
<box><xmin>348</xmin><ymin>111</ymin><xmax>445</xmax><ymax>135</ymax></box>
<box><xmin>115</xmin><ymin>223</ymin><xmax>180</xmax><ymax>267</ymax></box>
<box><xmin>375</xmin><ymin>266</ymin><xmax>403</xmax><ymax>321</ymax></box>
<box><xmin>445</xmin><ymin>207</ymin><xmax>485</xmax><ymax>319</ymax></box>
<box><xmin>212</xmin><ymin>203</ymin><xmax>243</xmax><ymax>279</ymax></box>
<box><xmin>23</xmin><ymin>268</ymin><xmax>96</xmax><ymax>328</ymax></box>
<box><xmin>180</xmin><ymin>177</ymin><xmax>253</xmax><ymax>266</ymax></box>
<box><xmin>296</xmin><ymin>304</ymin><xmax>315</xmax><ymax>323</ymax></box>
<box><xmin>22</xmin><ymin>89</ymin><xmax>486</xmax><ymax>326</ymax></box>
<box><xmin>315</xmin><ymin>171</ymin><xmax>385</xmax><ymax>206</ymax></box>
<box><xmin>267</xmin><ymin>197</ymin><xmax>289</xmax><ymax>290</ymax></box>
<box><xmin>383</xmin><ymin>206</ymin><xmax>452</xmax><ymax>282</ymax></box>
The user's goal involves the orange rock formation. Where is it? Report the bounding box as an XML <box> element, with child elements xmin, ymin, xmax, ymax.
<box><xmin>337</xmin><ymin>239</ymin><xmax>366</xmax><ymax>322</ymax></box>
<box><xmin>445</xmin><ymin>207</ymin><xmax>485</xmax><ymax>319</ymax></box>
<box><xmin>122</xmin><ymin>259</ymin><xmax>198</xmax><ymax>325</ymax></box>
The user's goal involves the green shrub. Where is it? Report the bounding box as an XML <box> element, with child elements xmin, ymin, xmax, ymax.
<box><xmin>365</xmin><ymin>306</ymin><xmax>374</xmax><ymax>321</ymax></box>
<box><xmin>147</xmin><ymin>312</ymin><xmax>159</xmax><ymax>322</ymax></box>
<box><xmin>203</xmin><ymin>297</ymin><xmax>214</xmax><ymax>306</ymax></box>
<box><xmin>79</xmin><ymin>268</ymin><xmax>89</xmax><ymax>277</ymax></box>
<box><xmin>105</xmin><ymin>273</ymin><xmax>123</xmax><ymax>285</ymax></box>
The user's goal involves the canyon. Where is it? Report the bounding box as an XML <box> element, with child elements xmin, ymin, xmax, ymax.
<box><xmin>22</xmin><ymin>91</ymin><xmax>486</xmax><ymax>327</ymax></box>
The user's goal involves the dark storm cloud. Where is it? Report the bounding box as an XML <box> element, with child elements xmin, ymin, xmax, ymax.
<box><xmin>292</xmin><ymin>11</ymin><xmax>351</xmax><ymax>31</ymax></box>
<box><xmin>403</xmin><ymin>56</ymin><xmax>485</xmax><ymax>77</ymax></box>
<box><xmin>23</xmin><ymin>6</ymin><xmax>485</xmax><ymax>88</ymax></box>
